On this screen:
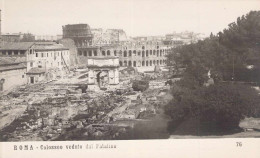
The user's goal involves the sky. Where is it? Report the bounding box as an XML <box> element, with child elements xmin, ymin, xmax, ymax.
<box><xmin>0</xmin><ymin>0</ymin><xmax>259</xmax><ymax>37</ymax></box>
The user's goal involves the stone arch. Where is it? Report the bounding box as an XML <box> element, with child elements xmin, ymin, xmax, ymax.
<box><xmin>150</xmin><ymin>60</ymin><xmax>152</xmax><ymax>66</ymax></box>
<box><xmin>146</xmin><ymin>50</ymin><xmax>149</xmax><ymax>57</ymax></box>
<box><xmin>138</xmin><ymin>61</ymin><xmax>141</xmax><ymax>67</ymax></box>
<box><xmin>94</xmin><ymin>50</ymin><xmax>97</xmax><ymax>56</ymax></box>
<box><xmin>107</xmin><ymin>50</ymin><xmax>111</xmax><ymax>56</ymax></box>
<box><xmin>114</xmin><ymin>50</ymin><xmax>117</xmax><ymax>56</ymax></box>
<box><xmin>150</xmin><ymin>50</ymin><xmax>152</xmax><ymax>55</ymax></box>
<box><xmin>153</xmin><ymin>60</ymin><xmax>155</xmax><ymax>65</ymax></box>
<box><xmin>124</xmin><ymin>51</ymin><xmax>127</xmax><ymax>57</ymax></box>
<box><xmin>133</xmin><ymin>50</ymin><xmax>137</xmax><ymax>56</ymax></box>
<box><xmin>133</xmin><ymin>61</ymin><xmax>136</xmax><ymax>67</ymax></box>
<box><xmin>88</xmin><ymin>50</ymin><xmax>92</xmax><ymax>56</ymax></box>
<box><xmin>102</xmin><ymin>50</ymin><xmax>106</xmax><ymax>56</ymax></box>
<box><xmin>142</xmin><ymin>61</ymin><xmax>145</xmax><ymax>66</ymax></box>
<box><xmin>128</xmin><ymin>61</ymin><xmax>132</xmax><ymax>67</ymax></box>
<box><xmin>146</xmin><ymin>61</ymin><xmax>149</xmax><ymax>66</ymax></box>
<box><xmin>157</xmin><ymin>60</ymin><xmax>159</xmax><ymax>65</ymax></box>
<box><xmin>153</xmin><ymin>50</ymin><xmax>156</xmax><ymax>55</ymax></box>
<box><xmin>142</xmin><ymin>51</ymin><xmax>145</xmax><ymax>57</ymax></box>
<box><xmin>142</xmin><ymin>46</ymin><xmax>145</xmax><ymax>49</ymax></box>
<box><xmin>160</xmin><ymin>60</ymin><xmax>162</xmax><ymax>65</ymax></box>
<box><xmin>84</xmin><ymin>51</ymin><xmax>87</xmax><ymax>56</ymax></box>
<box><xmin>124</xmin><ymin>61</ymin><xmax>127</xmax><ymax>66</ymax></box>
<box><xmin>128</xmin><ymin>50</ymin><xmax>132</xmax><ymax>57</ymax></box>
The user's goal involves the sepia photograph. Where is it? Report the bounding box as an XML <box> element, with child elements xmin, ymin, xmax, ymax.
<box><xmin>0</xmin><ymin>0</ymin><xmax>260</xmax><ymax>157</ymax></box>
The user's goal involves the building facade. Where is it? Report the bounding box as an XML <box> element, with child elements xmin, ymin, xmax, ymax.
<box><xmin>0</xmin><ymin>42</ymin><xmax>70</xmax><ymax>85</ymax></box>
<box><xmin>63</xmin><ymin>23</ymin><xmax>170</xmax><ymax>71</ymax></box>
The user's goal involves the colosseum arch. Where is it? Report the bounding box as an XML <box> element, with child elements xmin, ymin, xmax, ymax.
<box><xmin>128</xmin><ymin>61</ymin><xmax>132</xmax><ymax>67</ymax></box>
<box><xmin>146</xmin><ymin>50</ymin><xmax>149</xmax><ymax>57</ymax></box>
<box><xmin>128</xmin><ymin>50</ymin><xmax>132</xmax><ymax>57</ymax></box>
<box><xmin>102</xmin><ymin>50</ymin><xmax>106</xmax><ymax>56</ymax></box>
<box><xmin>88</xmin><ymin>50</ymin><xmax>92</xmax><ymax>56</ymax></box>
<box><xmin>124</xmin><ymin>61</ymin><xmax>127</xmax><ymax>67</ymax></box>
<box><xmin>133</xmin><ymin>50</ymin><xmax>137</xmax><ymax>56</ymax></box>
<box><xmin>142</xmin><ymin>51</ymin><xmax>145</xmax><ymax>57</ymax></box>
<box><xmin>138</xmin><ymin>61</ymin><xmax>141</xmax><ymax>67</ymax></box>
<box><xmin>133</xmin><ymin>61</ymin><xmax>136</xmax><ymax>67</ymax></box>
<box><xmin>124</xmin><ymin>51</ymin><xmax>127</xmax><ymax>57</ymax></box>
<box><xmin>107</xmin><ymin>50</ymin><xmax>111</xmax><ymax>56</ymax></box>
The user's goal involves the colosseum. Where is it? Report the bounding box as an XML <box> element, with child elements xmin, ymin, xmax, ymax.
<box><xmin>62</xmin><ymin>24</ymin><xmax>170</xmax><ymax>71</ymax></box>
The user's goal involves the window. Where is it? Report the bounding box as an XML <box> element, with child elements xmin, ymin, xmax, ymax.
<box><xmin>30</xmin><ymin>62</ymin><xmax>33</xmax><ymax>67</ymax></box>
<box><xmin>36</xmin><ymin>53</ymin><xmax>38</xmax><ymax>57</ymax></box>
<box><xmin>102</xmin><ymin>51</ymin><xmax>106</xmax><ymax>56</ymax></box>
<box><xmin>94</xmin><ymin>51</ymin><xmax>97</xmax><ymax>56</ymax></box>
<box><xmin>41</xmin><ymin>53</ymin><xmax>44</xmax><ymax>57</ymax></box>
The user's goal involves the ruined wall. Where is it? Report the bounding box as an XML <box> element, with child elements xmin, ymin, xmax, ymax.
<box><xmin>58</xmin><ymin>38</ymin><xmax>78</xmax><ymax>67</ymax></box>
<box><xmin>0</xmin><ymin>68</ymin><xmax>27</xmax><ymax>91</ymax></box>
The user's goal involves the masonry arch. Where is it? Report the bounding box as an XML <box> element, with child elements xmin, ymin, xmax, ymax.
<box><xmin>142</xmin><ymin>61</ymin><xmax>145</xmax><ymax>66</ymax></box>
<box><xmin>128</xmin><ymin>61</ymin><xmax>132</xmax><ymax>67</ymax></box>
<box><xmin>107</xmin><ymin>50</ymin><xmax>111</xmax><ymax>56</ymax></box>
<box><xmin>128</xmin><ymin>50</ymin><xmax>132</xmax><ymax>57</ymax></box>
<box><xmin>124</xmin><ymin>61</ymin><xmax>127</xmax><ymax>67</ymax></box>
<box><xmin>102</xmin><ymin>50</ymin><xmax>106</xmax><ymax>56</ymax></box>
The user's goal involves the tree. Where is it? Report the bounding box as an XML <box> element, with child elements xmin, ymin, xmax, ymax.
<box><xmin>167</xmin><ymin>11</ymin><xmax>260</xmax><ymax>84</ymax></box>
<box><xmin>165</xmin><ymin>83</ymin><xmax>260</xmax><ymax>134</ymax></box>
<box><xmin>21</xmin><ymin>33</ymin><xmax>35</xmax><ymax>42</ymax></box>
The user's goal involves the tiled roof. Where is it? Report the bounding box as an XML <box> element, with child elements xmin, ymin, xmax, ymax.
<box><xmin>0</xmin><ymin>57</ymin><xmax>26</xmax><ymax>72</ymax></box>
<box><xmin>0</xmin><ymin>64</ymin><xmax>26</xmax><ymax>72</ymax></box>
<box><xmin>0</xmin><ymin>57</ymin><xmax>26</xmax><ymax>66</ymax></box>
<box><xmin>0</xmin><ymin>42</ymin><xmax>68</xmax><ymax>51</ymax></box>
<box><xmin>26</xmin><ymin>67</ymin><xmax>46</xmax><ymax>74</ymax></box>
<box><xmin>0</xmin><ymin>42</ymin><xmax>34</xmax><ymax>50</ymax></box>
<box><xmin>32</xmin><ymin>43</ymin><xmax>69</xmax><ymax>51</ymax></box>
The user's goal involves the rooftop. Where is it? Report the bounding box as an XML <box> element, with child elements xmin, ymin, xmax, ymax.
<box><xmin>26</xmin><ymin>67</ymin><xmax>46</xmax><ymax>74</ymax></box>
